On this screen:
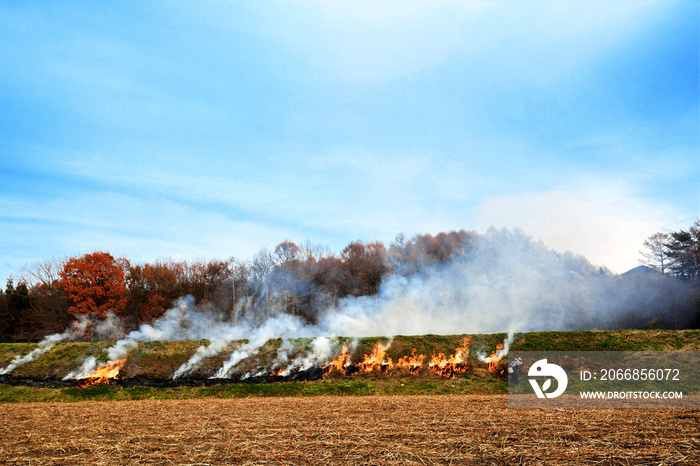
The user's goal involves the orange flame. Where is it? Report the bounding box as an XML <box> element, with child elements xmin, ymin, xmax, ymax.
<box><xmin>357</xmin><ymin>342</ymin><xmax>393</xmax><ymax>373</ymax></box>
<box><xmin>323</xmin><ymin>343</ymin><xmax>353</xmax><ymax>375</ymax></box>
<box><xmin>323</xmin><ymin>341</ymin><xmax>395</xmax><ymax>376</ymax></box>
<box><xmin>428</xmin><ymin>337</ymin><xmax>472</xmax><ymax>379</ymax></box>
<box><xmin>482</xmin><ymin>343</ymin><xmax>504</xmax><ymax>372</ymax></box>
<box><xmin>396</xmin><ymin>349</ymin><xmax>425</xmax><ymax>375</ymax></box>
<box><xmin>321</xmin><ymin>338</ymin><xmax>487</xmax><ymax>378</ymax></box>
<box><xmin>78</xmin><ymin>358</ymin><xmax>127</xmax><ymax>388</ymax></box>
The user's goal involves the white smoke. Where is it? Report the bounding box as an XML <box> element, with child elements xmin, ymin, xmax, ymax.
<box><xmin>314</xmin><ymin>228</ymin><xmax>689</xmax><ymax>336</ymax></box>
<box><xmin>272</xmin><ymin>339</ymin><xmax>292</xmax><ymax>369</ymax></box>
<box><xmin>213</xmin><ymin>314</ymin><xmax>316</xmax><ymax>378</ymax></box>
<box><xmin>172</xmin><ymin>339</ymin><xmax>230</xmax><ymax>379</ymax></box>
<box><xmin>0</xmin><ymin>311</ymin><xmax>114</xmax><ymax>375</ymax></box>
<box><xmin>94</xmin><ymin>313</ymin><xmax>127</xmax><ymax>341</ymax></box>
<box><xmin>501</xmin><ymin>330</ymin><xmax>515</xmax><ymax>356</ymax></box>
<box><xmin>106</xmin><ymin>339</ymin><xmax>137</xmax><ymax>361</ymax></box>
<box><xmin>0</xmin><ymin>332</ymin><xmax>66</xmax><ymax>375</ymax></box>
<box><xmin>126</xmin><ymin>296</ymin><xmax>244</xmax><ymax>342</ymax></box>
<box><xmin>63</xmin><ymin>339</ymin><xmax>138</xmax><ymax>380</ymax></box>
<box><xmin>476</xmin><ymin>330</ymin><xmax>515</xmax><ymax>362</ymax></box>
<box><xmin>231</xmin><ymin>337</ymin><xmax>341</xmax><ymax>379</ymax></box>
<box><xmin>63</xmin><ymin>356</ymin><xmax>97</xmax><ymax>380</ymax></box>
<box><xmin>277</xmin><ymin>336</ymin><xmax>334</xmax><ymax>376</ymax></box>
<box><xmin>315</xmin><ymin>236</ymin><xmax>540</xmax><ymax>336</ymax></box>
<box><xmin>24</xmin><ymin>227</ymin><xmax>694</xmax><ymax>380</ymax></box>
<box><xmin>63</xmin><ymin>312</ymin><xmax>127</xmax><ymax>342</ymax></box>
<box><xmin>178</xmin><ymin>229</ymin><xmax>592</xmax><ymax>378</ymax></box>
<box><xmin>87</xmin><ymin>296</ymin><xmax>253</xmax><ymax>380</ymax></box>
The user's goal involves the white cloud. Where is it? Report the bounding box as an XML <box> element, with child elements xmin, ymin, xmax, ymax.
<box><xmin>249</xmin><ymin>0</ymin><xmax>663</xmax><ymax>84</ymax></box>
<box><xmin>0</xmin><ymin>189</ymin><xmax>295</xmax><ymax>280</ymax></box>
<box><xmin>474</xmin><ymin>189</ymin><xmax>680</xmax><ymax>273</ymax></box>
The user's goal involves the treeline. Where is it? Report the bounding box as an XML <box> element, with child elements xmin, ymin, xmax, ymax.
<box><xmin>3</xmin><ymin>224</ymin><xmax>699</xmax><ymax>342</ymax></box>
<box><xmin>640</xmin><ymin>219</ymin><xmax>700</xmax><ymax>282</ymax></box>
<box><xmin>0</xmin><ymin>231</ymin><xmax>474</xmax><ymax>342</ymax></box>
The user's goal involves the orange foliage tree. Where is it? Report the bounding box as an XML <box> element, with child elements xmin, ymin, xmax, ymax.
<box><xmin>341</xmin><ymin>241</ymin><xmax>387</xmax><ymax>297</ymax></box>
<box><xmin>387</xmin><ymin>230</ymin><xmax>475</xmax><ymax>276</ymax></box>
<box><xmin>126</xmin><ymin>262</ymin><xmax>179</xmax><ymax>323</ymax></box>
<box><xmin>311</xmin><ymin>256</ymin><xmax>348</xmax><ymax>299</ymax></box>
<box><xmin>59</xmin><ymin>252</ymin><xmax>128</xmax><ymax>318</ymax></box>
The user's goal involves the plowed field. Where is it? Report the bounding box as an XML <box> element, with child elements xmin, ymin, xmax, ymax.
<box><xmin>1</xmin><ymin>395</ymin><xmax>698</xmax><ymax>465</ymax></box>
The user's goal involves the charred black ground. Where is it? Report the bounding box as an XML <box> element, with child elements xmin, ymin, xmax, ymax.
<box><xmin>1</xmin><ymin>330</ymin><xmax>698</xmax><ymax>391</ymax></box>
<box><xmin>0</xmin><ymin>365</ymin><xmax>328</xmax><ymax>389</ymax></box>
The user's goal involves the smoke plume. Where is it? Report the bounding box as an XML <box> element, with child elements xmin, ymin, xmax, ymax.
<box><xmin>1</xmin><ymin>312</ymin><xmax>127</xmax><ymax>375</ymax></box>
<box><xmin>63</xmin><ymin>356</ymin><xmax>98</xmax><ymax>380</ymax></box>
<box><xmin>172</xmin><ymin>339</ymin><xmax>230</xmax><ymax>379</ymax></box>
<box><xmin>0</xmin><ymin>333</ymin><xmax>65</xmax><ymax>375</ymax></box>
<box><xmin>9</xmin><ymin>227</ymin><xmax>697</xmax><ymax>379</ymax></box>
<box><xmin>276</xmin><ymin>336</ymin><xmax>335</xmax><ymax>376</ymax></box>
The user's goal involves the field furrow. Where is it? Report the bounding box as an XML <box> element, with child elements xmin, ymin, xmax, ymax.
<box><xmin>1</xmin><ymin>395</ymin><xmax>697</xmax><ymax>465</ymax></box>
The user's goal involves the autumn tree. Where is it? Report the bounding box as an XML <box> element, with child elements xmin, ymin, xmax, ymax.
<box><xmin>387</xmin><ymin>230</ymin><xmax>475</xmax><ymax>276</ymax></box>
<box><xmin>274</xmin><ymin>241</ymin><xmax>301</xmax><ymax>265</ymax></box>
<box><xmin>232</xmin><ymin>242</ymin><xmax>336</xmax><ymax>324</ymax></box>
<box><xmin>174</xmin><ymin>259</ymin><xmax>232</xmax><ymax>306</ymax></box>
<box><xmin>300</xmin><ymin>240</ymin><xmax>333</xmax><ymax>263</ymax></box>
<box><xmin>59</xmin><ymin>252</ymin><xmax>128</xmax><ymax>318</ymax></box>
<box><xmin>341</xmin><ymin>241</ymin><xmax>387</xmax><ymax>297</ymax></box>
<box><xmin>126</xmin><ymin>261</ymin><xmax>180</xmax><ymax>324</ymax></box>
<box><xmin>311</xmin><ymin>256</ymin><xmax>348</xmax><ymax>300</ymax></box>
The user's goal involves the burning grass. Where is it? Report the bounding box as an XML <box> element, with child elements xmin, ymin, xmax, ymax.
<box><xmin>123</xmin><ymin>339</ymin><xmax>214</xmax><ymax>378</ymax></box>
<box><xmin>1</xmin><ymin>330</ymin><xmax>699</xmax><ymax>392</ymax></box>
<box><xmin>0</xmin><ymin>395</ymin><xmax>697</xmax><ymax>465</ymax></box>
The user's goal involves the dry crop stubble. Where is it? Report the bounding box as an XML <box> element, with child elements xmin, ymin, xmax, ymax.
<box><xmin>0</xmin><ymin>395</ymin><xmax>698</xmax><ymax>465</ymax></box>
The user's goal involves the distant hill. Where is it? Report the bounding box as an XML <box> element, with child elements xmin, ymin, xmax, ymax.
<box><xmin>621</xmin><ymin>265</ymin><xmax>663</xmax><ymax>277</ymax></box>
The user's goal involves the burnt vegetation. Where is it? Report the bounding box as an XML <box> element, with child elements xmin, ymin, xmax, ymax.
<box><xmin>3</xmin><ymin>330</ymin><xmax>698</xmax><ymax>391</ymax></box>
<box><xmin>1</xmin><ymin>224</ymin><xmax>700</xmax><ymax>343</ymax></box>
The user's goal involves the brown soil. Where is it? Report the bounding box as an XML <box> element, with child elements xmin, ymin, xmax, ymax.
<box><xmin>0</xmin><ymin>395</ymin><xmax>697</xmax><ymax>465</ymax></box>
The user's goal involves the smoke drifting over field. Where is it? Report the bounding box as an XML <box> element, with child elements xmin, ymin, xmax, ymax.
<box><xmin>0</xmin><ymin>333</ymin><xmax>64</xmax><ymax>375</ymax></box>
<box><xmin>316</xmin><ymin>229</ymin><xmax>693</xmax><ymax>336</ymax></box>
<box><xmin>4</xmin><ymin>228</ymin><xmax>697</xmax><ymax>379</ymax></box>
<box><xmin>96</xmin><ymin>230</ymin><xmax>699</xmax><ymax>341</ymax></box>
<box><xmin>1</xmin><ymin>313</ymin><xmax>128</xmax><ymax>376</ymax></box>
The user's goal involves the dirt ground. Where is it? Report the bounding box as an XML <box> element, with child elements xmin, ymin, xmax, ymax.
<box><xmin>0</xmin><ymin>395</ymin><xmax>698</xmax><ymax>465</ymax></box>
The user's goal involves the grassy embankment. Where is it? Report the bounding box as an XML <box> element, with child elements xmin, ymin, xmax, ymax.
<box><xmin>0</xmin><ymin>329</ymin><xmax>698</xmax><ymax>403</ymax></box>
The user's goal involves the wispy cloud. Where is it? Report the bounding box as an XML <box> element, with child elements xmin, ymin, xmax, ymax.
<box><xmin>474</xmin><ymin>187</ymin><xmax>681</xmax><ymax>273</ymax></box>
<box><xmin>0</xmin><ymin>1</ymin><xmax>696</xmax><ymax>282</ymax></box>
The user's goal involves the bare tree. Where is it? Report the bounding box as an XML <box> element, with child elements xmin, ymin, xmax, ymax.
<box><xmin>20</xmin><ymin>259</ymin><xmax>72</xmax><ymax>337</ymax></box>
<box><xmin>274</xmin><ymin>241</ymin><xmax>301</xmax><ymax>264</ymax></box>
<box><xmin>300</xmin><ymin>240</ymin><xmax>333</xmax><ymax>263</ymax></box>
<box><xmin>21</xmin><ymin>258</ymin><xmax>66</xmax><ymax>289</ymax></box>
<box><xmin>639</xmin><ymin>232</ymin><xmax>671</xmax><ymax>274</ymax></box>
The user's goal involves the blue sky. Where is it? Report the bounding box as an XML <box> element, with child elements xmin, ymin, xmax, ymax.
<box><xmin>1</xmin><ymin>1</ymin><xmax>698</xmax><ymax>283</ymax></box>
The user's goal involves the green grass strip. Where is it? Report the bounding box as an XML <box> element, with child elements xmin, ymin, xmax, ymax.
<box><xmin>0</xmin><ymin>377</ymin><xmax>507</xmax><ymax>403</ymax></box>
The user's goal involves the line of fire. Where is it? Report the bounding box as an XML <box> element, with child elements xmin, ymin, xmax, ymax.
<box><xmin>0</xmin><ymin>337</ymin><xmax>509</xmax><ymax>389</ymax></box>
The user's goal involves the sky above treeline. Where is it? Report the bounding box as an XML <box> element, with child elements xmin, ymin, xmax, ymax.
<box><xmin>1</xmin><ymin>1</ymin><xmax>698</xmax><ymax>283</ymax></box>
